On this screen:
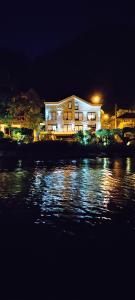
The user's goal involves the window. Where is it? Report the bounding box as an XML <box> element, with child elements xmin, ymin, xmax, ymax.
<box><xmin>75</xmin><ymin>125</ymin><xmax>83</xmax><ymax>131</ymax></box>
<box><xmin>68</xmin><ymin>101</ymin><xmax>72</xmax><ymax>109</ymax></box>
<box><xmin>63</xmin><ymin>112</ymin><xmax>72</xmax><ymax>120</ymax></box>
<box><xmin>87</xmin><ymin>124</ymin><xmax>96</xmax><ymax>131</ymax></box>
<box><xmin>75</xmin><ymin>112</ymin><xmax>83</xmax><ymax>121</ymax></box>
<box><xmin>48</xmin><ymin>125</ymin><xmax>57</xmax><ymax>131</ymax></box>
<box><xmin>48</xmin><ymin>112</ymin><xmax>56</xmax><ymax>120</ymax></box>
<box><xmin>64</xmin><ymin>124</ymin><xmax>72</xmax><ymax>132</ymax></box>
<box><xmin>87</xmin><ymin>112</ymin><xmax>96</xmax><ymax>121</ymax></box>
<box><xmin>75</xmin><ymin>102</ymin><xmax>79</xmax><ymax>110</ymax></box>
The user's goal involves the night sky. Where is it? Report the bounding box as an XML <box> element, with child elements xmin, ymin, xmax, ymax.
<box><xmin>0</xmin><ymin>2</ymin><xmax>135</xmax><ymax>112</ymax></box>
<box><xmin>0</xmin><ymin>2</ymin><xmax>133</xmax><ymax>57</ymax></box>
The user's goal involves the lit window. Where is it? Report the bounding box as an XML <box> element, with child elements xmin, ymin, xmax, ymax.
<box><xmin>68</xmin><ymin>112</ymin><xmax>72</xmax><ymax>120</ymax></box>
<box><xmin>64</xmin><ymin>124</ymin><xmax>72</xmax><ymax>132</ymax></box>
<box><xmin>75</xmin><ymin>112</ymin><xmax>83</xmax><ymax>121</ymax></box>
<box><xmin>87</xmin><ymin>112</ymin><xmax>96</xmax><ymax>121</ymax></box>
<box><xmin>87</xmin><ymin>124</ymin><xmax>96</xmax><ymax>131</ymax></box>
<box><xmin>63</xmin><ymin>112</ymin><xmax>72</xmax><ymax>120</ymax></box>
<box><xmin>75</xmin><ymin>102</ymin><xmax>79</xmax><ymax>110</ymax></box>
<box><xmin>68</xmin><ymin>124</ymin><xmax>72</xmax><ymax>131</ymax></box>
<box><xmin>68</xmin><ymin>102</ymin><xmax>72</xmax><ymax>109</ymax></box>
<box><xmin>75</xmin><ymin>125</ymin><xmax>83</xmax><ymax>131</ymax></box>
<box><xmin>48</xmin><ymin>112</ymin><xmax>56</xmax><ymax>120</ymax></box>
<box><xmin>48</xmin><ymin>125</ymin><xmax>57</xmax><ymax>131</ymax></box>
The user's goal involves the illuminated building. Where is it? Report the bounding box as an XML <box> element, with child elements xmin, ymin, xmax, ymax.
<box><xmin>117</xmin><ymin>112</ymin><xmax>135</xmax><ymax>128</ymax></box>
<box><xmin>109</xmin><ymin>109</ymin><xmax>135</xmax><ymax>129</ymax></box>
<box><xmin>44</xmin><ymin>95</ymin><xmax>101</xmax><ymax>137</ymax></box>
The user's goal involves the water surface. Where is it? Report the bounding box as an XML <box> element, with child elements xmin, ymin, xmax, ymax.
<box><xmin>0</xmin><ymin>157</ymin><xmax>135</xmax><ymax>244</ymax></box>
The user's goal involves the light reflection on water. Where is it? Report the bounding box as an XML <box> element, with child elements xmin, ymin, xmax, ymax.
<box><xmin>0</xmin><ymin>157</ymin><xmax>135</xmax><ymax>232</ymax></box>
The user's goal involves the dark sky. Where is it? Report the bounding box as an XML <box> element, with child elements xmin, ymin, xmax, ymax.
<box><xmin>0</xmin><ymin>2</ymin><xmax>135</xmax><ymax>111</ymax></box>
<box><xmin>0</xmin><ymin>2</ymin><xmax>133</xmax><ymax>57</ymax></box>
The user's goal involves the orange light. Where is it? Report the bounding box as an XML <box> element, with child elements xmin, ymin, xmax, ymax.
<box><xmin>91</xmin><ymin>94</ymin><xmax>102</xmax><ymax>104</ymax></box>
<box><xmin>104</xmin><ymin>114</ymin><xmax>109</xmax><ymax>120</ymax></box>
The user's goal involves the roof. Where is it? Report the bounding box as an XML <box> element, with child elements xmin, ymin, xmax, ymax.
<box><xmin>44</xmin><ymin>95</ymin><xmax>102</xmax><ymax>107</ymax></box>
<box><xmin>117</xmin><ymin>112</ymin><xmax>135</xmax><ymax>119</ymax></box>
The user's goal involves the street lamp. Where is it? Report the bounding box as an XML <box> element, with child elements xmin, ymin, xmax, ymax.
<box><xmin>91</xmin><ymin>94</ymin><xmax>102</xmax><ymax>104</ymax></box>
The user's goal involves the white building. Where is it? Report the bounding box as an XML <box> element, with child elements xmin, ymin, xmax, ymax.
<box><xmin>44</xmin><ymin>95</ymin><xmax>101</xmax><ymax>136</ymax></box>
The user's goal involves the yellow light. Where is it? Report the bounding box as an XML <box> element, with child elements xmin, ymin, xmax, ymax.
<box><xmin>104</xmin><ymin>114</ymin><xmax>109</xmax><ymax>120</ymax></box>
<box><xmin>91</xmin><ymin>94</ymin><xmax>102</xmax><ymax>104</ymax></box>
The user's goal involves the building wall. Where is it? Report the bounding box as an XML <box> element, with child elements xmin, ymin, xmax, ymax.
<box><xmin>117</xmin><ymin>119</ymin><xmax>135</xmax><ymax>129</ymax></box>
<box><xmin>117</xmin><ymin>109</ymin><xmax>135</xmax><ymax>117</ymax></box>
<box><xmin>45</xmin><ymin>96</ymin><xmax>101</xmax><ymax>133</ymax></box>
<box><xmin>109</xmin><ymin>109</ymin><xmax>135</xmax><ymax>129</ymax></box>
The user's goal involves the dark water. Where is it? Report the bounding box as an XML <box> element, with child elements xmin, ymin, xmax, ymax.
<box><xmin>0</xmin><ymin>157</ymin><xmax>135</xmax><ymax>240</ymax></box>
<box><xmin>0</xmin><ymin>157</ymin><xmax>135</xmax><ymax>299</ymax></box>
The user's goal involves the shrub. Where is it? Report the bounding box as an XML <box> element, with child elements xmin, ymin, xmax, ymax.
<box><xmin>75</xmin><ymin>130</ymin><xmax>95</xmax><ymax>145</ymax></box>
<box><xmin>95</xmin><ymin>129</ymin><xmax>124</xmax><ymax>145</ymax></box>
<box><xmin>10</xmin><ymin>127</ymin><xmax>33</xmax><ymax>143</ymax></box>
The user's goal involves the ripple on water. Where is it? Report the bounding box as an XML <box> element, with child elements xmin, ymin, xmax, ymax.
<box><xmin>0</xmin><ymin>158</ymin><xmax>135</xmax><ymax>232</ymax></box>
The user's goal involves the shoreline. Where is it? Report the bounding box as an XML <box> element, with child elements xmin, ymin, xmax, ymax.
<box><xmin>0</xmin><ymin>140</ymin><xmax>135</xmax><ymax>160</ymax></box>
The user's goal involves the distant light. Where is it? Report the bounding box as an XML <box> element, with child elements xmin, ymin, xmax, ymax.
<box><xmin>104</xmin><ymin>114</ymin><xmax>109</xmax><ymax>120</ymax></box>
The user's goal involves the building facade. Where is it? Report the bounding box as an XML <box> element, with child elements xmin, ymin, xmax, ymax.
<box><xmin>44</xmin><ymin>95</ymin><xmax>101</xmax><ymax>136</ymax></box>
<box><xmin>117</xmin><ymin>112</ymin><xmax>135</xmax><ymax>128</ymax></box>
<box><xmin>109</xmin><ymin>109</ymin><xmax>135</xmax><ymax>129</ymax></box>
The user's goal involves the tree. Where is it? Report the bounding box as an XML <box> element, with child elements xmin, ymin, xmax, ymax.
<box><xmin>7</xmin><ymin>89</ymin><xmax>44</xmax><ymax>141</ymax></box>
<box><xmin>0</xmin><ymin>87</ymin><xmax>15</xmax><ymax>126</ymax></box>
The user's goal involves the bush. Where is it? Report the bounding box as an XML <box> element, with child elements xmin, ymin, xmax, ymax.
<box><xmin>10</xmin><ymin>127</ymin><xmax>33</xmax><ymax>143</ymax></box>
<box><xmin>95</xmin><ymin>129</ymin><xmax>124</xmax><ymax>145</ymax></box>
<box><xmin>75</xmin><ymin>130</ymin><xmax>95</xmax><ymax>145</ymax></box>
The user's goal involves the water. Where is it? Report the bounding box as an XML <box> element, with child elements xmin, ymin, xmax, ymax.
<box><xmin>1</xmin><ymin>157</ymin><xmax>135</xmax><ymax>299</ymax></box>
<box><xmin>0</xmin><ymin>157</ymin><xmax>135</xmax><ymax>244</ymax></box>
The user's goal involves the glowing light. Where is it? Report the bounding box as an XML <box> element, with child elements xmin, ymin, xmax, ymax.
<box><xmin>91</xmin><ymin>94</ymin><xmax>102</xmax><ymax>104</ymax></box>
<box><xmin>103</xmin><ymin>114</ymin><xmax>109</xmax><ymax>120</ymax></box>
<box><xmin>127</xmin><ymin>141</ymin><xmax>131</xmax><ymax>146</ymax></box>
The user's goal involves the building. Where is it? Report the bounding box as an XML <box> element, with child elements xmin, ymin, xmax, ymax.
<box><xmin>116</xmin><ymin>109</ymin><xmax>135</xmax><ymax>129</ymax></box>
<box><xmin>109</xmin><ymin>109</ymin><xmax>135</xmax><ymax>129</ymax></box>
<box><xmin>44</xmin><ymin>95</ymin><xmax>101</xmax><ymax>137</ymax></box>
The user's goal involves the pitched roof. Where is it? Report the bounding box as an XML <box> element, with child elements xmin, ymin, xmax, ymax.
<box><xmin>45</xmin><ymin>95</ymin><xmax>102</xmax><ymax>107</ymax></box>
